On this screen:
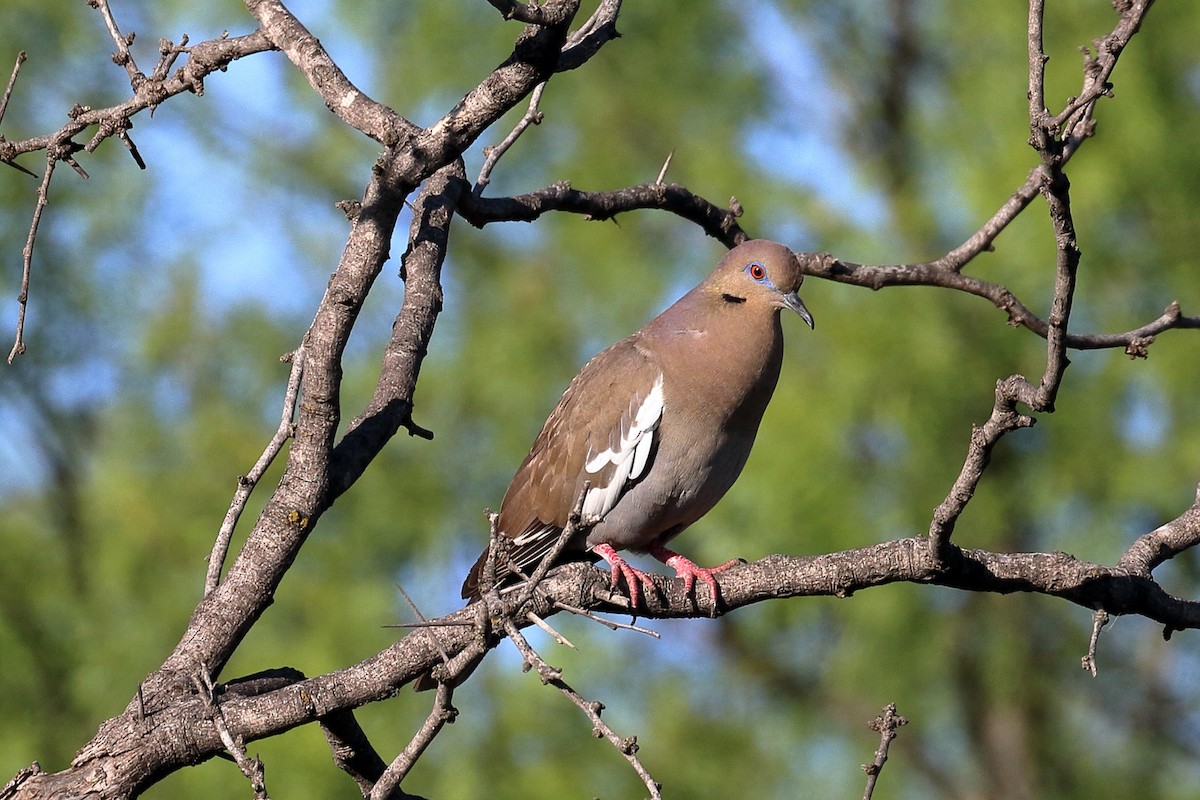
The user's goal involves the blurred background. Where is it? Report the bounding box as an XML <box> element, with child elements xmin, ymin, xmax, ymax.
<box><xmin>2</xmin><ymin>1</ymin><xmax>1199</xmax><ymax>797</ymax></box>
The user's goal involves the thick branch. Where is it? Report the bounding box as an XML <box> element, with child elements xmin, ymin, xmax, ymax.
<box><xmin>12</xmin><ymin>489</ymin><xmax>1200</xmax><ymax>799</ymax></box>
<box><xmin>329</xmin><ymin>162</ymin><xmax>462</xmax><ymax>497</ymax></box>
<box><xmin>242</xmin><ymin>0</ymin><xmax>416</xmax><ymax>144</ymax></box>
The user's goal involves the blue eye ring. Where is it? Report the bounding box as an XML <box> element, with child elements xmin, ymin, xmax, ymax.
<box><xmin>746</xmin><ymin>262</ymin><xmax>768</xmax><ymax>282</ymax></box>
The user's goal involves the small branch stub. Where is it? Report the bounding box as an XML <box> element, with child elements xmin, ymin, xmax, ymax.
<box><xmin>862</xmin><ymin>703</ymin><xmax>908</xmax><ymax>800</ymax></box>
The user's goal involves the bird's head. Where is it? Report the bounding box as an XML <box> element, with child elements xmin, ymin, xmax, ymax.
<box><xmin>709</xmin><ymin>239</ymin><xmax>815</xmax><ymax>329</ymax></box>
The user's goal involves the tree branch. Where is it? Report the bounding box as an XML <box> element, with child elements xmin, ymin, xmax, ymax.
<box><xmin>205</xmin><ymin>347</ymin><xmax>305</xmax><ymax>594</ymax></box>
<box><xmin>459</xmin><ymin>179</ymin><xmax>749</xmax><ymax>247</ymax></box>
<box><xmin>242</xmin><ymin>0</ymin><xmax>416</xmax><ymax>145</ymax></box>
<box><xmin>861</xmin><ymin>704</ymin><xmax>908</xmax><ymax>800</ymax></box>
<box><xmin>12</xmin><ymin>476</ymin><xmax>1200</xmax><ymax>798</ymax></box>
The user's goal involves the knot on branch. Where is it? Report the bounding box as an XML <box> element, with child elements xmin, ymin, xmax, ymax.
<box><xmin>1125</xmin><ymin>335</ymin><xmax>1154</xmax><ymax>358</ymax></box>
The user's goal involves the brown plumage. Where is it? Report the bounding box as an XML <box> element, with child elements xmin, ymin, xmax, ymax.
<box><xmin>462</xmin><ymin>239</ymin><xmax>813</xmax><ymax>607</ymax></box>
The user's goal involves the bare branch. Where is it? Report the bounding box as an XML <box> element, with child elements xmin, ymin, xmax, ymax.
<box><xmin>474</xmin><ymin>81</ymin><xmax>547</xmax><ymax>194</ymax></box>
<box><xmin>88</xmin><ymin>0</ymin><xmax>144</xmax><ymax>86</ymax></box>
<box><xmin>0</xmin><ymin>50</ymin><xmax>25</xmax><ymax>128</ymax></box>
<box><xmin>150</xmin><ymin>33</ymin><xmax>190</xmax><ymax>82</ymax></box>
<box><xmin>1081</xmin><ymin>610</ymin><xmax>1110</xmax><ymax>677</ymax></box>
<box><xmin>1027</xmin><ymin>0</ymin><xmax>1049</xmax><ymax>136</ymax></box>
<box><xmin>500</xmin><ymin>617</ymin><xmax>663</xmax><ymax>799</ymax></box>
<box><xmin>2</xmin><ymin>30</ymin><xmax>275</xmax><ymax>166</ymax></box>
<box><xmin>330</xmin><ymin>161</ymin><xmax>464</xmax><ymax>497</ymax></box>
<box><xmin>194</xmin><ymin>671</ymin><xmax>270</xmax><ymax>800</ymax></box>
<box><xmin>459</xmin><ymin>179</ymin><xmax>749</xmax><ymax>247</ymax></box>
<box><xmin>415</xmin><ymin>0</ymin><xmax>578</xmax><ymax>165</ymax></box>
<box><xmin>1117</xmin><ymin>483</ymin><xmax>1200</xmax><ymax>575</ymax></box>
<box><xmin>552</xmin><ymin>599</ymin><xmax>661</xmax><ymax>638</ymax></box>
<box><xmin>370</xmin><ymin>682</ymin><xmax>457</xmax><ymax>800</ymax></box>
<box><xmin>7</xmin><ymin>154</ymin><xmax>55</xmax><ymax>363</ymax></box>
<box><xmin>928</xmin><ymin>376</ymin><xmax>1036</xmax><ymax>558</ymax></box>
<box><xmin>1025</xmin><ymin>0</ymin><xmax>1083</xmax><ymax>415</ymax></box>
<box><xmin>861</xmin><ymin>704</ymin><xmax>908</xmax><ymax>800</ymax></box>
<box><xmin>805</xmin><ymin>252</ymin><xmax>1198</xmax><ymax>354</ymax></box>
<box><xmin>556</xmin><ymin>0</ymin><xmax>622</xmax><ymax>71</ymax></box>
<box><xmin>1053</xmin><ymin>0</ymin><xmax>1155</xmax><ymax>148</ymax></box>
<box><xmin>21</xmin><ymin>496</ymin><xmax>1200</xmax><ymax>797</ymax></box>
<box><xmin>526</xmin><ymin>611</ymin><xmax>576</xmax><ymax>648</ymax></box>
<box><xmin>320</xmin><ymin>711</ymin><xmax>388</xmax><ymax>796</ymax></box>
<box><xmin>206</xmin><ymin>347</ymin><xmax>305</xmax><ymax>595</ymax></box>
<box><xmin>242</xmin><ymin>0</ymin><xmax>414</xmax><ymax>144</ymax></box>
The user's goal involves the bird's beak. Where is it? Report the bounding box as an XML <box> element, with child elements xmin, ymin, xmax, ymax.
<box><xmin>783</xmin><ymin>291</ymin><xmax>815</xmax><ymax>329</ymax></box>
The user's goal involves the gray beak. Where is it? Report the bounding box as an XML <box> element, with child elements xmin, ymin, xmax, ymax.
<box><xmin>783</xmin><ymin>291</ymin><xmax>815</xmax><ymax>329</ymax></box>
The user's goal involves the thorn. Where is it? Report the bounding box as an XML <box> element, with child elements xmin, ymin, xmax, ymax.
<box><xmin>655</xmin><ymin>149</ymin><xmax>674</xmax><ymax>185</ymax></box>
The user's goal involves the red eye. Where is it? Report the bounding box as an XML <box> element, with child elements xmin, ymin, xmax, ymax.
<box><xmin>749</xmin><ymin>263</ymin><xmax>766</xmax><ymax>280</ymax></box>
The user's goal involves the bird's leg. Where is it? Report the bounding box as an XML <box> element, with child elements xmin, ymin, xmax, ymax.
<box><xmin>648</xmin><ymin>543</ymin><xmax>741</xmax><ymax>607</ymax></box>
<box><xmin>591</xmin><ymin>543</ymin><xmax>659</xmax><ymax>610</ymax></box>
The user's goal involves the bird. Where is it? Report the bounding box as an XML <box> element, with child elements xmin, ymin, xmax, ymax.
<box><xmin>461</xmin><ymin>239</ymin><xmax>813</xmax><ymax>609</ymax></box>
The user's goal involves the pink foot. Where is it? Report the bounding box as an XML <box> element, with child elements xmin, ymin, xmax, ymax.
<box><xmin>592</xmin><ymin>543</ymin><xmax>659</xmax><ymax>610</ymax></box>
<box><xmin>649</xmin><ymin>544</ymin><xmax>741</xmax><ymax>607</ymax></box>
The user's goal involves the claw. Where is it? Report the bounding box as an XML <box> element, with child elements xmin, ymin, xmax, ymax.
<box><xmin>592</xmin><ymin>543</ymin><xmax>659</xmax><ymax>610</ymax></box>
<box><xmin>650</xmin><ymin>544</ymin><xmax>740</xmax><ymax>608</ymax></box>
<box><xmin>591</xmin><ymin>542</ymin><xmax>741</xmax><ymax>611</ymax></box>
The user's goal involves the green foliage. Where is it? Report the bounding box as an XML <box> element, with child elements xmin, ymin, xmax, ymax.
<box><xmin>1</xmin><ymin>1</ymin><xmax>1199</xmax><ymax>798</ymax></box>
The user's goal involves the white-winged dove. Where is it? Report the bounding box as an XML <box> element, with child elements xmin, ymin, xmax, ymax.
<box><xmin>462</xmin><ymin>239</ymin><xmax>813</xmax><ymax>608</ymax></box>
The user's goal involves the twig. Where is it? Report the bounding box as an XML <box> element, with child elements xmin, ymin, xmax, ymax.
<box><xmin>0</xmin><ymin>51</ymin><xmax>25</xmax><ymax>128</ymax></box>
<box><xmin>7</xmin><ymin>154</ymin><xmax>55</xmax><ymax>363</ymax></box>
<box><xmin>151</xmin><ymin>34</ymin><xmax>191</xmax><ymax>82</ymax></box>
<box><xmin>329</xmin><ymin>161</ymin><xmax>466</xmax><ymax>498</ymax></box>
<box><xmin>89</xmin><ymin>0</ymin><xmax>144</xmax><ymax>86</ymax></box>
<box><xmin>370</xmin><ymin>682</ymin><xmax>458</xmax><ymax>799</ymax></box>
<box><xmin>526</xmin><ymin>611</ymin><xmax>576</xmax><ymax>648</ymax></box>
<box><xmin>205</xmin><ymin>347</ymin><xmax>305</xmax><ymax>594</ymax></box>
<box><xmin>810</xmin><ymin>2</ymin><xmax>1179</xmax><ymax>352</ymax></box>
<box><xmin>861</xmin><ymin>704</ymin><xmax>908</xmax><ymax>800</ymax></box>
<box><xmin>395</xmin><ymin>580</ymin><xmax>452</xmax><ymax>673</ymax></box>
<box><xmin>927</xmin><ymin>376</ymin><xmax>1036</xmax><ymax>558</ymax></box>
<box><xmin>2</xmin><ymin>30</ymin><xmax>275</xmax><ymax>166</ymax></box>
<box><xmin>1026</xmin><ymin>0</ymin><xmax>1081</xmax><ymax>416</ymax></box>
<box><xmin>193</xmin><ymin>670</ymin><xmax>269</xmax><ymax>800</ymax></box>
<box><xmin>512</xmin><ymin>483</ymin><xmax>593</xmax><ymax>609</ymax></box>
<box><xmin>1027</xmin><ymin>0</ymin><xmax>1049</xmax><ymax>135</ymax></box>
<box><xmin>501</xmin><ymin>618</ymin><xmax>662</xmax><ymax>799</ymax></box>
<box><xmin>552</xmin><ymin>599</ymin><xmax>661</xmax><ymax>638</ymax></box>
<box><xmin>807</xmin><ymin>253</ymin><xmax>1197</xmax><ymax>353</ymax></box>
<box><xmin>1081</xmin><ymin>610</ymin><xmax>1110</xmax><ymax>677</ymax></box>
<box><xmin>4</xmin><ymin>31</ymin><xmax>276</xmax><ymax>359</ymax></box>
<box><xmin>1052</xmin><ymin>1</ymin><xmax>1154</xmax><ymax>149</ymax></box>
<box><xmin>479</xmin><ymin>510</ymin><xmax>504</xmax><ymax>608</ymax></box>
<box><xmin>475</xmin><ymin>81</ymin><xmax>547</xmax><ymax>194</ymax></box>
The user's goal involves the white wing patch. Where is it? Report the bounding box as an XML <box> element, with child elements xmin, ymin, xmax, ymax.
<box><xmin>581</xmin><ymin>373</ymin><xmax>664</xmax><ymax>519</ymax></box>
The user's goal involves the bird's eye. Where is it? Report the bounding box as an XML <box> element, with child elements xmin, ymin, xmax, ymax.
<box><xmin>748</xmin><ymin>262</ymin><xmax>767</xmax><ymax>281</ymax></box>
